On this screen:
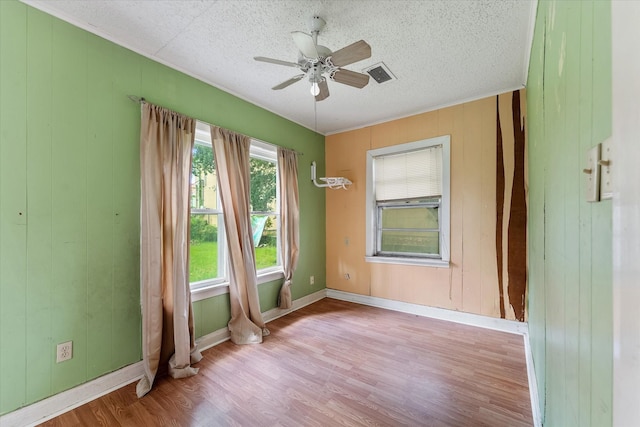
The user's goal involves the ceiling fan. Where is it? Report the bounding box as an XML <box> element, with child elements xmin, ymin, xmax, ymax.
<box><xmin>254</xmin><ymin>16</ymin><xmax>372</xmax><ymax>101</ymax></box>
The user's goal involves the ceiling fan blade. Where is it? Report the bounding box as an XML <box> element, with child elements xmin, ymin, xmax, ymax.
<box><xmin>291</xmin><ymin>31</ymin><xmax>318</xmax><ymax>59</ymax></box>
<box><xmin>328</xmin><ymin>40</ymin><xmax>372</xmax><ymax>67</ymax></box>
<box><xmin>331</xmin><ymin>69</ymin><xmax>370</xmax><ymax>89</ymax></box>
<box><xmin>272</xmin><ymin>74</ymin><xmax>305</xmax><ymax>90</ymax></box>
<box><xmin>315</xmin><ymin>79</ymin><xmax>329</xmax><ymax>101</ymax></box>
<box><xmin>254</xmin><ymin>56</ymin><xmax>300</xmax><ymax>68</ymax></box>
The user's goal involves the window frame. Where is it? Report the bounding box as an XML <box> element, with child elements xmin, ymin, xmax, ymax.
<box><xmin>189</xmin><ymin>122</ymin><xmax>284</xmax><ymax>301</ymax></box>
<box><xmin>365</xmin><ymin>135</ymin><xmax>451</xmax><ymax>268</ymax></box>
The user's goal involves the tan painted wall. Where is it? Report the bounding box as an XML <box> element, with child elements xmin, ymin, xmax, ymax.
<box><xmin>325</xmin><ymin>90</ymin><xmax>526</xmax><ymax>319</ymax></box>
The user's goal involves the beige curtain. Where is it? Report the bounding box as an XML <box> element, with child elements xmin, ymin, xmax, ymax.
<box><xmin>277</xmin><ymin>148</ymin><xmax>300</xmax><ymax>309</ymax></box>
<box><xmin>210</xmin><ymin>126</ymin><xmax>269</xmax><ymax>344</ymax></box>
<box><xmin>137</xmin><ymin>103</ymin><xmax>202</xmax><ymax>398</ymax></box>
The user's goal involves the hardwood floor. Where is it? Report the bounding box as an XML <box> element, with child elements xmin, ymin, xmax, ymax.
<box><xmin>40</xmin><ymin>298</ymin><xmax>533</xmax><ymax>426</ymax></box>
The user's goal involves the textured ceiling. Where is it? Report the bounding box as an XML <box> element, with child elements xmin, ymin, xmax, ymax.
<box><xmin>22</xmin><ymin>0</ymin><xmax>537</xmax><ymax>135</ymax></box>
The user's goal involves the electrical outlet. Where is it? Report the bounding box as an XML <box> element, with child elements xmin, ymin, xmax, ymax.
<box><xmin>56</xmin><ymin>341</ymin><xmax>73</xmax><ymax>363</ymax></box>
<box><xmin>310</xmin><ymin>275</ymin><xmax>315</xmax><ymax>285</ymax></box>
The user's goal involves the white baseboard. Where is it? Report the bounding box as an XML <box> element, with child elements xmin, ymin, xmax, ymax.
<box><xmin>195</xmin><ymin>326</ymin><xmax>232</xmax><ymax>352</ymax></box>
<box><xmin>326</xmin><ymin>289</ymin><xmax>541</xmax><ymax>426</ymax></box>
<box><xmin>196</xmin><ymin>288</ymin><xmax>327</xmax><ymax>352</ymax></box>
<box><xmin>0</xmin><ymin>361</ymin><xmax>144</xmax><ymax>427</ymax></box>
<box><xmin>326</xmin><ymin>289</ymin><xmax>528</xmax><ymax>335</ymax></box>
<box><xmin>262</xmin><ymin>289</ymin><xmax>327</xmax><ymax>323</ymax></box>
<box><xmin>523</xmin><ymin>331</ymin><xmax>543</xmax><ymax>427</ymax></box>
<box><xmin>0</xmin><ymin>289</ymin><xmax>328</xmax><ymax>426</ymax></box>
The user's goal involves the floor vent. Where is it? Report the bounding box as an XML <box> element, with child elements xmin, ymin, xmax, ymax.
<box><xmin>363</xmin><ymin>62</ymin><xmax>396</xmax><ymax>84</ymax></box>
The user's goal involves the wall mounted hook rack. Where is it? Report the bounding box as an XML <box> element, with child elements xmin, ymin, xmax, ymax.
<box><xmin>311</xmin><ymin>161</ymin><xmax>352</xmax><ymax>189</ymax></box>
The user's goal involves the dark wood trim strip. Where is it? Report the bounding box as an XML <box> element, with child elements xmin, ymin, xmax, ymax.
<box><xmin>507</xmin><ymin>90</ymin><xmax>527</xmax><ymax>321</ymax></box>
<box><xmin>496</xmin><ymin>95</ymin><xmax>506</xmax><ymax>319</ymax></box>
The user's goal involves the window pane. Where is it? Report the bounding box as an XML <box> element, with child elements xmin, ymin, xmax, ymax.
<box><xmin>253</xmin><ymin>214</ymin><xmax>278</xmax><ymax>270</ymax></box>
<box><xmin>189</xmin><ymin>213</ymin><xmax>221</xmax><ymax>282</ymax></box>
<box><xmin>381</xmin><ymin>206</ymin><xmax>439</xmax><ymax>229</ymax></box>
<box><xmin>250</xmin><ymin>155</ymin><xmax>279</xmax><ymax>272</ymax></box>
<box><xmin>378</xmin><ymin>204</ymin><xmax>440</xmax><ymax>256</ymax></box>
<box><xmin>250</xmin><ymin>158</ymin><xmax>276</xmax><ymax>212</ymax></box>
<box><xmin>191</xmin><ymin>144</ymin><xmax>217</xmax><ymax>210</ymax></box>
<box><xmin>381</xmin><ymin>231</ymin><xmax>440</xmax><ymax>255</ymax></box>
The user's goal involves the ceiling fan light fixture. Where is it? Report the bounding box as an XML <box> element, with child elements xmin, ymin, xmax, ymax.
<box><xmin>310</xmin><ymin>82</ymin><xmax>320</xmax><ymax>96</ymax></box>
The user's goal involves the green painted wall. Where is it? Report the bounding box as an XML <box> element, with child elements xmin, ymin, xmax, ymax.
<box><xmin>0</xmin><ymin>0</ymin><xmax>325</xmax><ymax>415</ymax></box>
<box><xmin>527</xmin><ymin>1</ymin><xmax>612</xmax><ymax>426</ymax></box>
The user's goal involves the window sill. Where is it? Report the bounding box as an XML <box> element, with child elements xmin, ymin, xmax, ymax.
<box><xmin>256</xmin><ymin>268</ymin><xmax>285</xmax><ymax>284</ymax></box>
<box><xmin>365</xmin><ymin>255</ymin><xmax>450</xmax><ymax>268</ymax></box>
<box><xmin>190</xmin><ymin>269</ymin><xmax>284</xmax><ymax>302</ymax></box>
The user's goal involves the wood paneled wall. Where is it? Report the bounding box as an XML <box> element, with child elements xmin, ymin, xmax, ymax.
<box><xmin>527</xmin><ymin>1</ymin><xmax>613</xmax><ymax>426</ymax></box>
<box><xmin>325</xmin><ymin>90</ymin><xmax>527</xmax><ymax>320</ymax></box>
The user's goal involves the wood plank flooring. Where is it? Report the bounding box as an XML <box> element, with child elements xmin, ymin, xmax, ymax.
<box><xmin>40</xmin><ymin>298</ymin><xmax>533</xmax><ymax>426</ymax></box>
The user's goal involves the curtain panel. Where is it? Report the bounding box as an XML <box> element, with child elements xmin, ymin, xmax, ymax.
<box><xmin>137</xmin><ymin>103</ymin><xmax>202</xmax><ymax>398</ymax></box>
<box><xmin>277</xmin><ymin>148</ymin><xmax>300</xmax><ymax>309</ymax></box>
<box><xmin>210</xmin><ymin>126</ymin><xmax>269</xmax><ymax>344</ymax></box>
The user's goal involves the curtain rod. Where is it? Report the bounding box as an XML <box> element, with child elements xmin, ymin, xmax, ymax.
<box><xmin>127</xmin><ymin>94</ymin><xmax>304</xmax><ymax>157</ymax></box>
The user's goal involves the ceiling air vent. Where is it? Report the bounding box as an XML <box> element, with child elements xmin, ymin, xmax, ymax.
<box><xmin>363</xmin><ymin>62</ymin><xmax>396</xmax><ymax>84</ymax></box>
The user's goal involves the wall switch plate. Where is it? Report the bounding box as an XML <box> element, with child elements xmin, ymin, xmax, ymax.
<box><xmin>56</xmin><ymin>341</ymin><xmax>73</xmax><ymax>363</ymax></box>
<box><xmin>600</xmin><ymin>137</ymin><xmax>613</xmax><ymax>200</ymax></box>
<box><xmin>585</xmin><ymin>144</ymin><xmax>601</xmax><ymax>202</ymax></box>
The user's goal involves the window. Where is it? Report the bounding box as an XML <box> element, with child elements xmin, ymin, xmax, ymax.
<box><xmin>189</xmin><ymin>122</ymin><xmax>281</xmax><ymax>291</ymax></box>
<box><xmin>365</xmin><ymin>135</ymin><xmax>450</xmax><ymax>267</ymax></box>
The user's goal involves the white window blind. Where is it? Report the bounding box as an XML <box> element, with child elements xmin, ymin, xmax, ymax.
<box><xmin>374</xmin><ymin>145</ymin><xmax>442</xmax><ymax>201</ymax></box>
